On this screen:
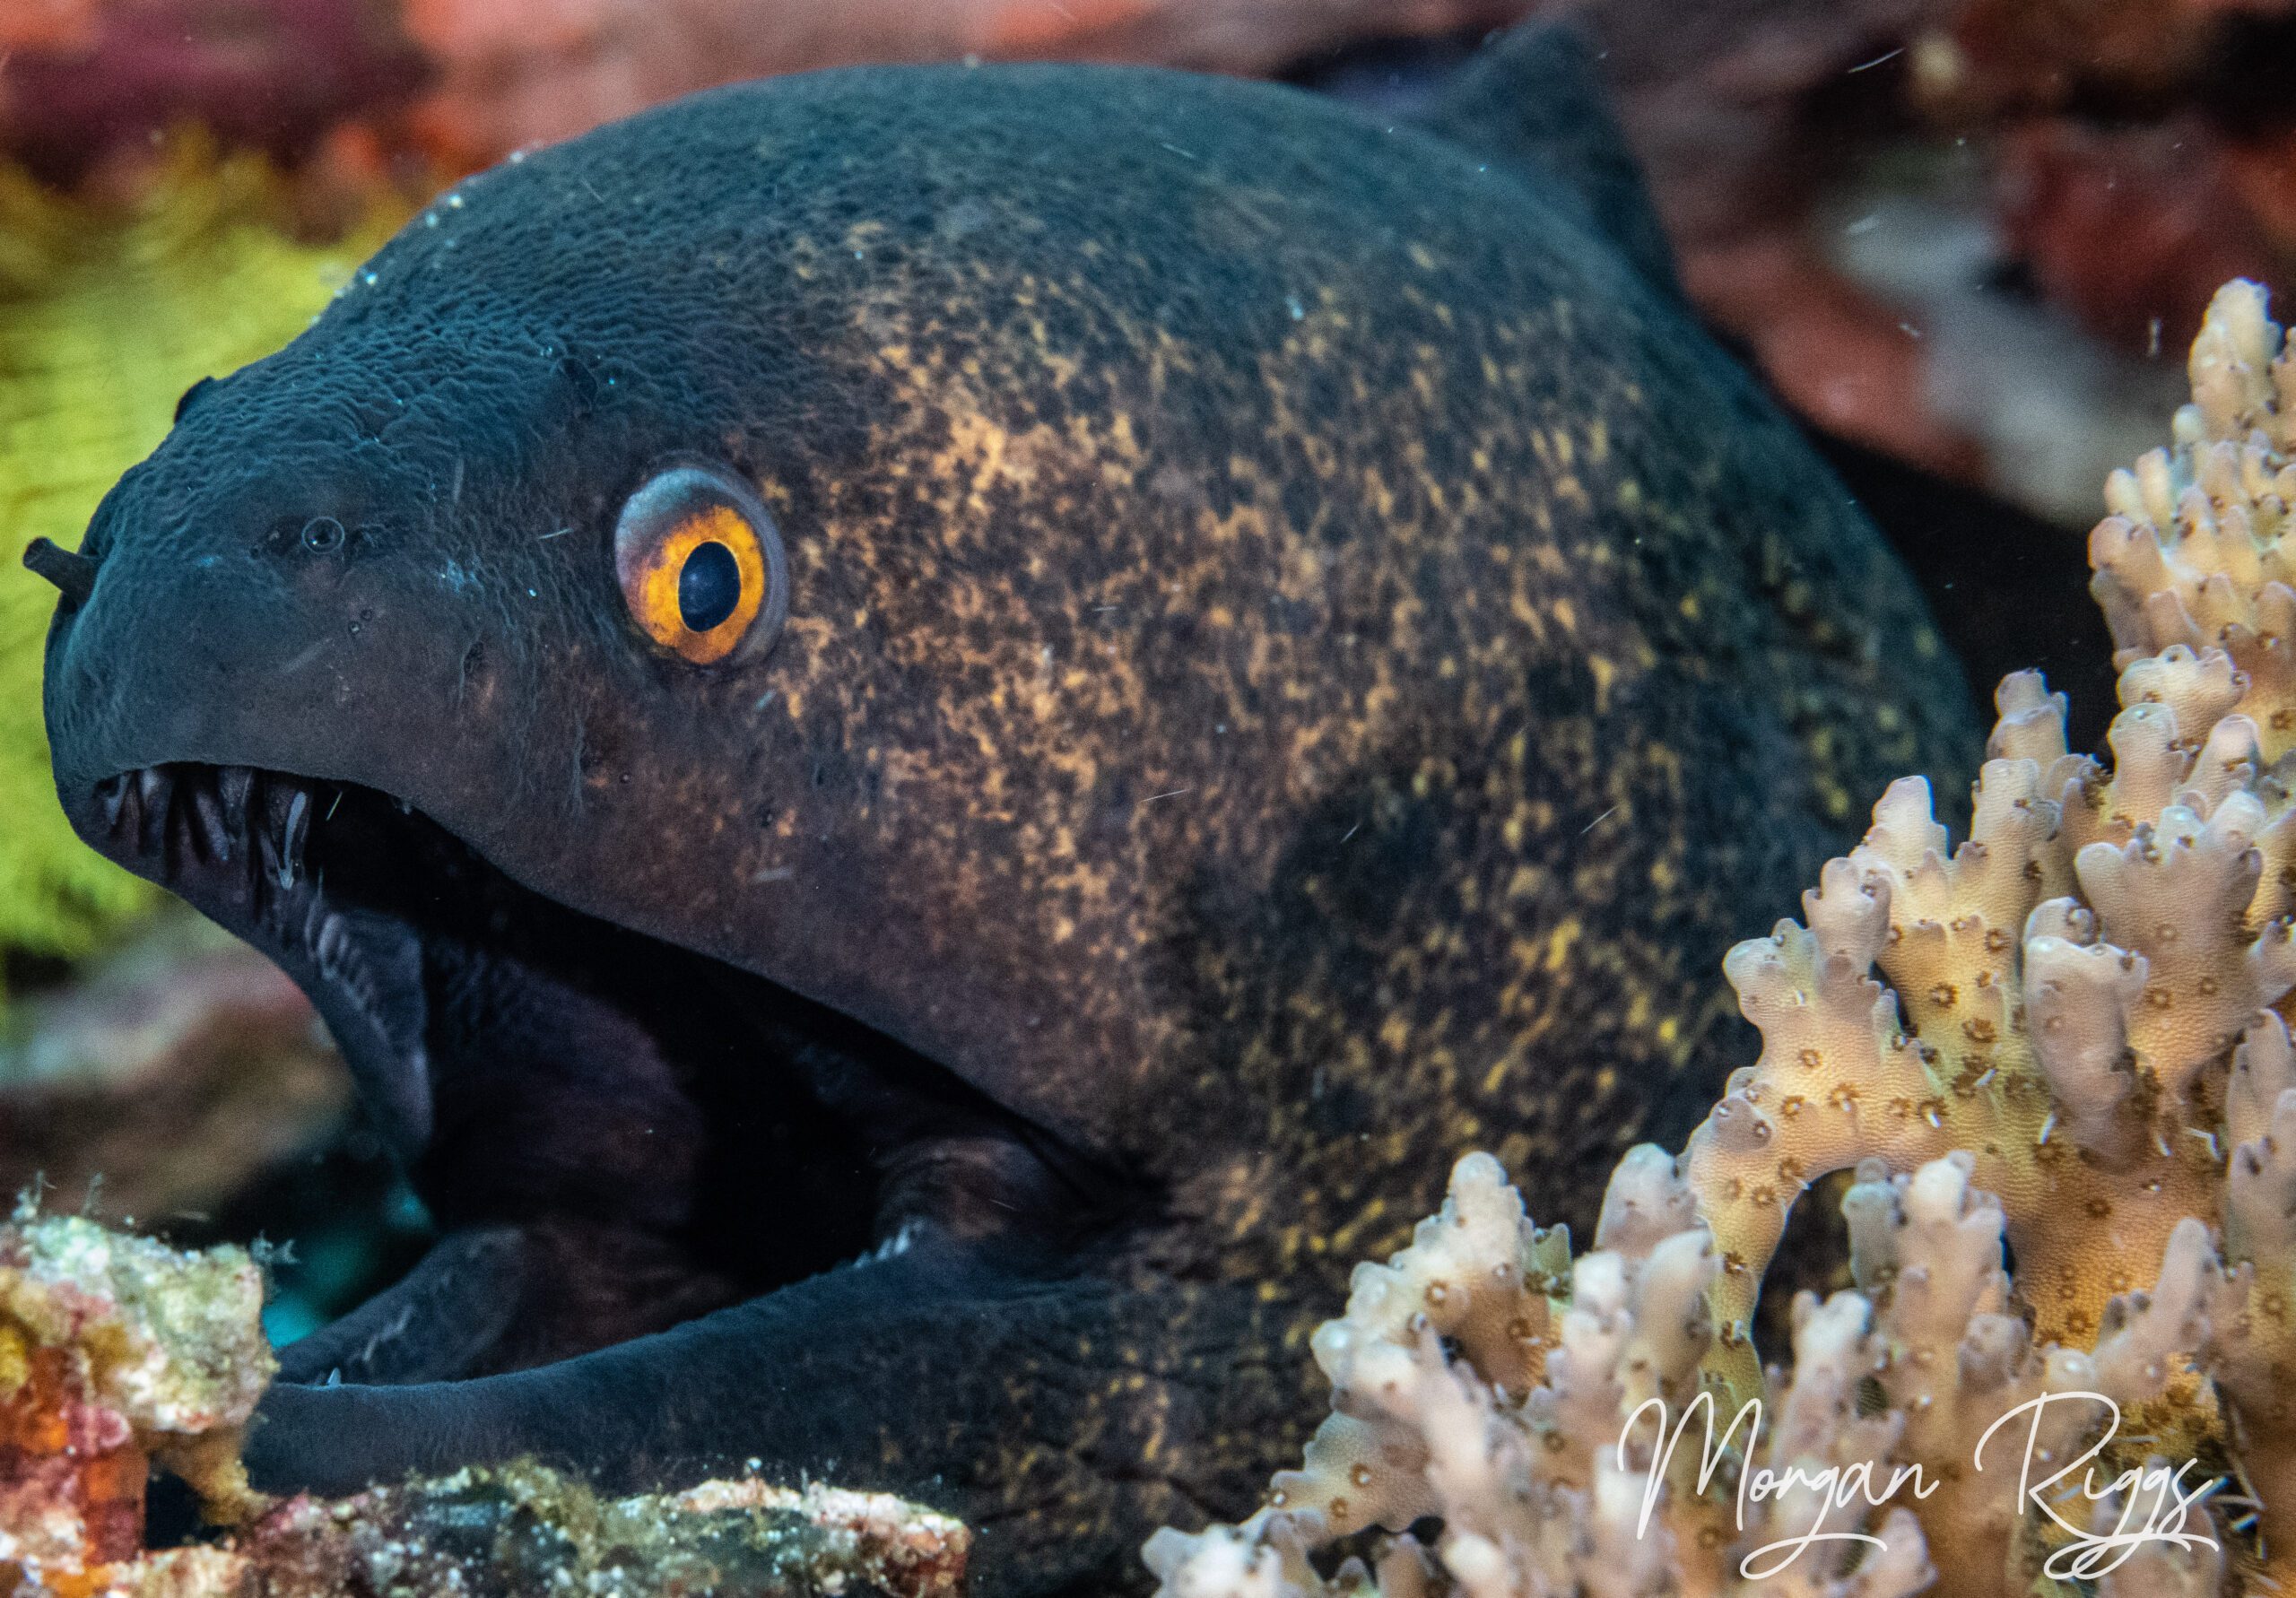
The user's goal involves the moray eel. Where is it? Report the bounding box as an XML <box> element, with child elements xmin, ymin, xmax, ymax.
<box><xmin>29</xmin><ymin>24</ymin><xmax>1972</xmax><ymax>1594</ymax></box>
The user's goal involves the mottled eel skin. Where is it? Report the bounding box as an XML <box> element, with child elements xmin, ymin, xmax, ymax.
<box><xmin>31</xmin><ymin>24</ymin><xmax>1972</xmax><ymax>1595</ymax></box>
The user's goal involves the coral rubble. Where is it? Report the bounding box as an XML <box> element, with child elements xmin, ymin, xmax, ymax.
<box><xmin>167</xmin><ymin>1467</ymin><xmax>971</xmax><ymax>1598</ymax></box>
<box><xmin>0</xmin><ymin>1208</ymin><xmax>272</xmax><ymax>1591</ymax></box>
<box><xmin>1145</xmin><ymin>280</ymin><xmax>2296</xmax><ymax>1594</ymax></box>
<box><xmin>0</xmin><ymin>1206</ymin><xmax>971</xmax><ymax>1597</ymax></box>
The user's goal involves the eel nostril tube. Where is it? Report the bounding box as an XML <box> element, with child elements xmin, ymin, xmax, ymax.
<box><xmin>22</xmin><ymin>536</ymin><xmax>98</xmax><ymax>606</ymax></box>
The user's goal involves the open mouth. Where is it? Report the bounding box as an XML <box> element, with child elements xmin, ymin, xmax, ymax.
<box><xmin>92</xmin><ymin>764</ymin><xmax>436</xmax><ymax>1157</ymax></box>
<box><xmin>75</xmin><ymin>760</ymin><xmax>949</xmax><ymax>1385</ymax></box>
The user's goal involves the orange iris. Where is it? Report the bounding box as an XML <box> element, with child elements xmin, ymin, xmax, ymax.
<box><xmin>617</xmin><ymin>502</ymin><xmax>767</xmax><ymax>665</ymax></box>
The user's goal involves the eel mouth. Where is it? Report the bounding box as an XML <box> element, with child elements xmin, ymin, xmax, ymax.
<box><xmin>87</xmin><ymin>764</ymin><xmax>436</xmax><ymax>1156</ymax></box>
<box><xmin>74</xmin><ymin>760</ymin><xmax>904</xmax><ymax>1378</ymax></box>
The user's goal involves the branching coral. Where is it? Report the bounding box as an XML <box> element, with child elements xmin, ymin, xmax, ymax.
<box><xmin>1146</xmin><ymin>279</ymin><xmax>2296</xmax><ymax>1595</ymax></box>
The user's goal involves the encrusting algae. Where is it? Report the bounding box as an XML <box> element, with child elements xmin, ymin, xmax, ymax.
<box><xmin>0</xmin><ymin>1206</ymin><xmax>970</xmax><ymax>1597</ymax></box>
<box><xmin>0</xmin><ymin>1206</ymin><xmax>271</xmax><ymax>1594</ymax></box>
<box><xmin>1144</xmin><ymin>280</ymin><xmax>2296</xmax><ymax>1596</ymax></box>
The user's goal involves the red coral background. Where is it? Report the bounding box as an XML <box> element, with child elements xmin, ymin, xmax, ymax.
<box><xmin>7</xmin><ymin>0</ymin><xmax>2292</xmax><ymax>521</ymax></box>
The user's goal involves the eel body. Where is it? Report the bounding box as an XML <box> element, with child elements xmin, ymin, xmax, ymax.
<box><xmin>34</xmin><ymin>25</ymin><xmax>1972</xmax><ymax>1594</ymax></box>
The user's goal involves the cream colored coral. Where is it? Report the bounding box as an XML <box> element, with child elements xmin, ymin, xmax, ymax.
<box><xmin>2207</xmin><ymin>1012</ymin><xmax>2296</xmax><ymax>1568</ymax></box>
<box><xmin>2093</xmin><ymin>280</ymin><xmax>2296</xmax><ymax>761</ymax></box>
<box><xmin>2092</xmin><ymin>1463</ymin><xmax>2225</xmax><ymax>1598</ymax></box>
<box><xmin>1148</xmin><ymin>1151</ymin><xmax>2232</xmax><ymax>1597</ymax></box>
<box><xmin>1147</xmin><ymin>1152</ymin><xmax>1936</xmax><ymax>1598</ymax></box>
<box><xmin>1148</xmin><ymin>282</ymin><xmax>2296</xmax><ymax>1597</ymax></box>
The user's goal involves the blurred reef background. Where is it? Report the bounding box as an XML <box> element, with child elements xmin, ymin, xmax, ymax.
<box><xmin>0</xmin><ymin>0</ymin><xmax>2291</xmax><ymax>1339</ymax></box>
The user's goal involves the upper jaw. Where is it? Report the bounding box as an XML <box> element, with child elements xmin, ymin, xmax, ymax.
<box><xmin>74</xmin><ymin>762</ymin><xmax>435</xmax><ymax>1159</ymax></box>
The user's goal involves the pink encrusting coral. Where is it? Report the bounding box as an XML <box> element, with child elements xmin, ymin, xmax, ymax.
<box><xmin>1144</xmin><ymin>280</ymin><xmax>2296</xmax><ymax>1595</ymax></box>
<box><xmin>0</xmin><ymin>1209</ymin><xmax>272</xmax><ymax>1593</ymax></box>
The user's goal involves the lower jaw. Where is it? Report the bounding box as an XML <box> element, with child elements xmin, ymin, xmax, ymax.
<box><xmin>76</xmin><ymin>761</ymin><xmax>890</xmax><ymax>1384</ymax></box>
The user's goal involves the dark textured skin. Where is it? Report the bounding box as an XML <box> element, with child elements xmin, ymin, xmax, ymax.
<box><xmin>38</xmin><ymin>27</ymin><xmax>1973</xmax><ymax>1595</ymax></box>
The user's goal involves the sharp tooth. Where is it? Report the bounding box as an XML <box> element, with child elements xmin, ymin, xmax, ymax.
<box><xmin>316</xmin><ymin>915</ymin><xmax>341</xmax><ymax>976</ymax></box>
<box><xmin>218</xmin><ymin>766</ymin><xmax>253</xmax><ymax>841</ymax></box>
<box><xmin>189</xmin><ymin>780</ymin><xmax>230</xmax><ymax>863</ymax></box>
<box><xmin>96</xmin><ymin>776</ymin><xmax>128</xmax><ymax>833</ymax></box>
<box><xmin>135</xmin><ymin>766</ymin><xmax>174</xmax><ymax>855</ymax></box>
<box><xmin>262</xmin><ymin>783</ymin><xmax>304</xmax><ymax>890</ymax></box>
<box><xmin>283</xmin><ymin>787</ymin><xmax>310</xmax><ymax>876</ymax></box>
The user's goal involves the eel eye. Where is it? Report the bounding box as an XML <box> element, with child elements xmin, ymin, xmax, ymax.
<box><xmin>613</xmin><ymin>464</ymin><xmax>788</xmax><ymax>666</ymax></box>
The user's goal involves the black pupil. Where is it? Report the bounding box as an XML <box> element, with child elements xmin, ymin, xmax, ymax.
<box><xmin>678</xmin><ymin>540</ymin><xmax>743</xmax><ymax>632</ymax></box>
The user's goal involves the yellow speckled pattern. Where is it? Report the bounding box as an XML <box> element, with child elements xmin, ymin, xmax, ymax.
<box><xmin>583</xmin><ymin>79</ymin><xmax>1974</xmax><ymax>1568</ymax></box>
<box><xmin>37</xmin><ymin>51</ymin><xmax>1975</xmax><ymax>1593</ymax></box>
